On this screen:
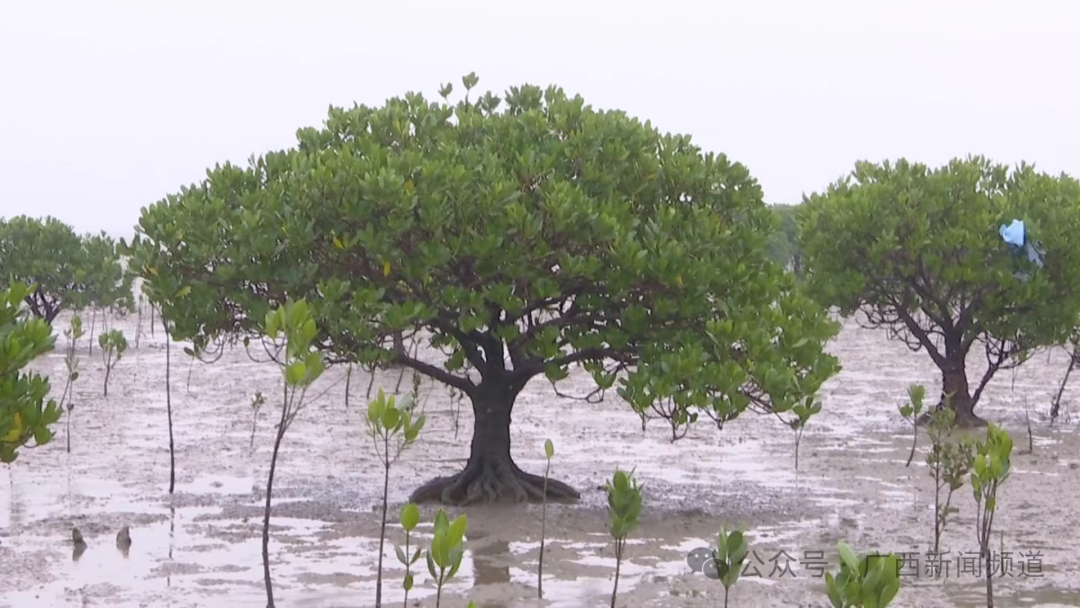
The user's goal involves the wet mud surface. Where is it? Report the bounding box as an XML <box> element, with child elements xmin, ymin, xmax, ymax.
<box><xmin>2</xmin><ymin>313</ymin><xmax>1080</xmax><ymax>607</ymax></box>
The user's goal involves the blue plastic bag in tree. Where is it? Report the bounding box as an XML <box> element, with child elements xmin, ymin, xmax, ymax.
<box><xmin>999</xmin><ymin>219</ymin><xmax>1045</xmax><ymax>280</ymax></box>
<box><xmin>999</xmin><ymin>220</ymin><xmax>1026</xmax><ymax>248</ymax></box>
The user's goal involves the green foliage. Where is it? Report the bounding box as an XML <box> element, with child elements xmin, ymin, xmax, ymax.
<box><xmin>709</xmin><ymin>526</ymin><xmax>749</xmax><ymax>605</ymax></box>
<box><xmin>394</xmin><ymin>503</ymin><xmax>422</xmax><ymax>606</ymax></box>
<box><xmin>0</xmin><ymin>216</ymin><xmax>90</xmax><ymax>323</ymax></box>
<box><xmin>605</xmin><ymin>467</ymin><xmax>643</xmax><ymax>608</ymax></box>
<box><xmin>897</xmin><ymin>384</ymin><xmax>925</xmax><ymax>467</ymax></box>
<box><xmin>426</xmin><ymin>509</ymin><xmax>468</xmax><ymax>608</ymax></box>
<box><xmin>82</xmin><ymin>232</ymin><xmax>135</xmax><ymax>316</ymax></box>
<box><xmin>59</xmin><ymin>315</ymin><xmax>84</xmax><ymax>452</ymax></box>
<box><xmin>98</xmin><ymin>328</ymin><xmax>127</xmax><ymax>397</ymax></box>
<box><xmin>366</xmin><ymin>388</ymin><xmax>426</xmax><ymax>454</ymax></box>
<box><xmin>265</xmin><ymin>300</ymin><xmax>324</xmax><ymax>389</ymax></box>
<box><xmin>800</xmin><ymin>157</ymin><xmax>1080</xmax><ymax>412</ymax></box>
<box><xmin>606</xmin><ymin>468</ymin><xmax>643</xmax><ymax>540</ymax></box>
<box><xmin>0</xmin><ymin>282</ymin><xmax>63</xmax><ymax>463</ymax></box>
<box><xmin>125</xmin><ymin>74</ymin><xmax>839</xmax><ymax>438</ymax></box>
<box><xmin>824</xmin><ymin>542</ymin><xmax>901</xmax><ymax>608</ymax></box>
<box><xmin>970</xmin><ymin>423</ymin><xmax>1013</xmax><ymax>604</ymax></box>
<box><xmin>924</xmin><ymin>403</ymin><xmax>974</xmax><ymax>558</ymax></box>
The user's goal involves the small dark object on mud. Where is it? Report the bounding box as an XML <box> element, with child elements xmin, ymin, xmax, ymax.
<box><xmin>116</xmin><ymin>526</ymin><xmax>131</xmax><ymax>548</ymax></box>
<box><xmin>116</xmin><ymin>526</ymin><xmax>132</xmax><ymax>557</ymax></box>
<box><xmin>71</xmin><ymin>527</ymin><xmax>86</xmax><ymax>545</ymax></box>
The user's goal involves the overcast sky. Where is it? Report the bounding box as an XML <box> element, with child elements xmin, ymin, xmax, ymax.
<box><xmin>2</xmin><ymin>0</ymin><xmax>1078</xmax><ymax>239</ymax></box>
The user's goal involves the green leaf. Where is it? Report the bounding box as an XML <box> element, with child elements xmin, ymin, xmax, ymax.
<box><xmin>544</xmin><ymin>438</ymin><xmax>555</xmax><ymax>459</ymax></box>
<box><xmin>400</xmin><ymin>502</ymin><xmax>420</xmax><ymax>531</ymax></box>
<box><xmin>838</xmin><ymin>542</ymin><xmax>859</xmax><ymax>574</ymax></box>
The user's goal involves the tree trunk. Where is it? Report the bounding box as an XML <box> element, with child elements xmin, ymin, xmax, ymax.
<box><xmin>409</xmin><ymin>380</ymin><xmax>581</xmax><ymax>506</ymax></box>
<box><xmin>939</xmin><ymin>355</ymin><xmax>987</xmax><ymax>428</ymax></box>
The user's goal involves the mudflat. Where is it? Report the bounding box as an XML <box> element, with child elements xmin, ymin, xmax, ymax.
<box><xmin>1</xmin><ymin>314</ymin><xmax>1078</xmax><ymax>607</ymax></box>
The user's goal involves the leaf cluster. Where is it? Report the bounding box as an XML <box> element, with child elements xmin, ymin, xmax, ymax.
<box><xmin>824</xmin><ymin>542</ymin><xmax>901</xmax><ymax>608</ymax></box>
<box><xmin>0</xmin><ymin>282</ymin><xmax>63</xmax><ymax>462</ymax></box>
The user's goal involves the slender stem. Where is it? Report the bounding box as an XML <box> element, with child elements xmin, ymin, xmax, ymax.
<box><xmin>402</xmin><ymin>533</ymin><xmax>411</xmax><ymax>608</ymax></box>
<box><xmin>164</xmin><ymin>319</ymin><xmax>175</xmax><ymax>494</ymax></box>
<box><xmin>263</xmin><ymin>384</ymin><xmax>291</xmax><ymax>608</ymax></box>
<box><xmin>539</xmin><ymin>458</ymin><xmax>550</xmax><ymax>598</ymax></box>
<box><xmin>905</xmin><ymin>418</ymin><xmax>917</xmax><ymax>467</ymax></box>
<box><xmin>376</xmin><ymin>437</ymin><xmax>390</xmax><ymax>608</ymax></box>
<box><xmin>611</xmin><ymin>539</ymin><xmax>623</xmax><ymax>608</ymax></box>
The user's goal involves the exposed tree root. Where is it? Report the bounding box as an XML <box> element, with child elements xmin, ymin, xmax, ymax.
<box><xmin>410</xmin><ymin>457</ymin><xmax>581</xmax><ymax>506</ymax></box>
<box><xmin>916</xmin><ymin>402</ymin><xmax>988</xmax><ymax>428</ymax></box>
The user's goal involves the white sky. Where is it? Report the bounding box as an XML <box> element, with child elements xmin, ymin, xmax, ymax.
<box><xmin>2</xmin><ymin>0</ymin><xmax>1078</xmax><ymax>240</ymax></box>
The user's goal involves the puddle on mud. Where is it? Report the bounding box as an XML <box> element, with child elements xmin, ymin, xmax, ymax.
<box><xmin>3</xmin><ymin>314</ymin><xmax>1080</xmax><ymax>607</ymax></box>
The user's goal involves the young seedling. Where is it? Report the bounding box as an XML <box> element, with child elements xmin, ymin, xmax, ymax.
<box><xmin>249</xmin><ymin>391</ymin><xmax>265</xmax><ymax>449</ymax></box>
<box><xmin>925</xmin><ymin>404</ymin><xmax>973</xmax><ymax>559</ymax></box>
<box><xmin>87</xmin><ymin>308</ymin><xmax>97</xmax><ymax>356</ymax></box>
<box><xmin>824</xmin><ymin>542</ymin><xmax>901</xmax><ymax>608</ymax></box>
<box><xmin>162</xmin><ymin>317</ymin><xmax>175</xmax><ymax>494</ymax></box>
<box><xmin>788</xmin><ymin>396</ymin><xmax>820</xmax><ymax>471</ymax></box>
<box><xmin>538</xmin><ymin>438</ymin><xmax>555</xmax><ymax>598</ymax></box>
<box><xmin>605</xmin><ymin>468</ymin><xmax>643</xmax><ymax>608</ymax></box>
<box><xmin>344</xmin><ymin>363</ymin><xmax>353</xmax><ymax>409</ymax></box>
<box><xmin>707</xmin><ymin>526</ymin><xmax>749</xmax><ymax>608</ymax></box>
<box><xmin>59</xmin><ymin>315</ymin><xmax>84</xmax><ymax>453</ymax></box>
<box><xmin>394</xmin><ymin>502</ymin><xmax>422</xmax><ymax>608</ymax></box>
<box><xmin>98</xmin><ymin>328</ymin><xmax>127</xmax><ymax>397</ymax></box>
<box><xmin>898</xmin><ymin>384</ymin><xmax>925</xmax><ymax>467</ymax></box>
<box><xmin>971</xmin><ymin>423</ymin><xmax>1013</xmax><ymax>607</ymax></box>
<box><xmin>426</xmin><ymin>509</ymin><xmax>468</xmax><ymax>608</ymax></box>
<box><xmin>367</xmin><ymin>387</ymin><xmax>426</xmax><ymax>607</ymax></box>
<box><xmin>260</xmin><ymin>299</ymin><xmax>325</xmax><ymax>608</ymax></box>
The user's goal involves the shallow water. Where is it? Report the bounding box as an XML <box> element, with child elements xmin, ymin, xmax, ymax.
<box><xmin>2</xmin><ymin>313</ymin><xmax>1080</xmax><ymax>607</ymax></box>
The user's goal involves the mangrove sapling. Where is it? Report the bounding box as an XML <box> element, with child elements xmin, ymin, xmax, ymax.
<box><xmin>824</xmin><ymin>541</ymin><xmax>902</xmax><ymax>608</ymax></box>
<box><xmin>425</xmin><ymin>509</ymin><xmax>468</xmax><ymax>608</ymax></box>
<box><xmin>98</xmin><ymin>329</ymin><xmax>127</xmax><ymax>397</ymax></box>
<box><xmin>259</xmin><ymin>299</ymin><xmax>325</xmax><ymax>608</ymax></box>
<box><xmin>971</xmin><ymin>424</ymin><xmax>1013</xmax><ymax>608</ymax></box>
<box><xmin>1023</xmin><ymin>397</ymin><xmax>1033</xmax><ymax>454</ymax></box>
<box><xmin>59</xmin><ymin>315</ymin><xmax>84</xmax><ymax>453</ymax></box>
<box><xmin>87</xmin><ymin>308</ymin><xmax>97</xmax><ymax>356</ymax></box>
<box><xmin>344</xmin><ymin>364</ymin><xmax>353</xmax><ymax>409</ymax></box>
<box><xmin>134</xmin><ymin>297</ymin><xmax>143</xmax><ymax>349</ymax></box>
<box><xmin>706</xmin><ymin>526</ymin><xmax>749</xmax><ymax>608</ymax></box>
<box><xmin>898</xmin><ymin>384</ymin><xmax>926</xmax><ymax>467</ymax></box>
<box><xmin>787</xmin><ymin>396</ymin><xmax>820</xmax><ymax>471</ymax></box>
<box><xmin>394</xmin><ymin>503</ymin><xmax>422</xmax><ymax>608</ymax></box>
<box><xmin>185</xmin><ymin>350</ymin><xmax>195</xmax><ymax>391</ymax></box>
<box><xmin>1051</xmin><ymin>340</ymin><xmax>1078</xmax><ymax>423</ymax></box>
<box><xmin>249</xmin><ymin>391</ymin><xmax>265</xmax><ymax>449</ymax></box>
<box><xmin>538</xmin><ymin>438</ymin><xmax>555</xmax><ymax>599</ymax></box>
<box><xmin>926</xmin><ymin>405</ymin><xmax>974</xmax><ymax>559</ymax></box>
<box><xmin>605</xmin><ymin>468</ymin><xmax>643</xmax><ymax>608</ymax></box>
<box><xmin>163</xmin><ymin>317</ymin><xmax>175</xmax><ymax>494</ymax></box>
<box><xmin>366</xmin><ymin>388</ymin><xmax>426</xmax><ymax>607</ymax></box>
